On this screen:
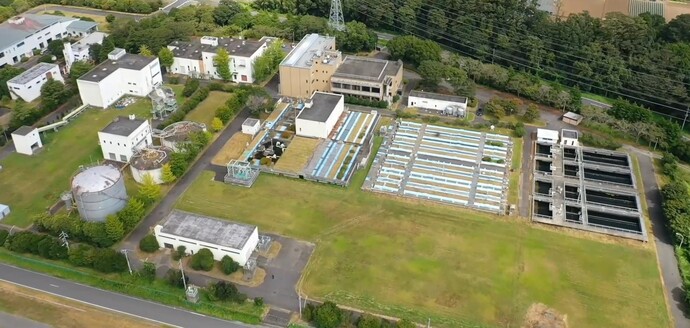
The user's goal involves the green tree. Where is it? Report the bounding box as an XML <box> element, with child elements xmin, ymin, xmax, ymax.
<box><xmin>336</xmin><ymin>21</ymin><xmax>377</xmax><ymax>53</ymax></box>
<box><xmin>252</xmin><ymin>41</ymin><xmax>286</xmax><ymax>82</ymax></box>
<box><xmin>213</xmin><ymin>0</ymin><xmax>243</xmax><ymax>26</ymax></box>
<box><xmin>92</xmin><ymin>248</ymin><xmax>128</xmax><ymax>273</ymax></box>
<box><xmin>139</xmin><ymin>234</ymin><xmax>160</xmax><ymax>253</ymax></box>
<box><xmin>47</xmin><ymin>40</ymin><xmax>65</xmax><ymax>59</ymax></box>
<box><xmin>138</xmin><ymin>174</ymin><xmax>161</xmax><ymax>205</ymax></box>
<box><xmin>158</xmin><ymin>47</ymin><xmax>175</xmax><ymax>71</ymax></box>
<box><xmin>105</xmin><ymin>14</ymin><xmax>116</xmax><ymax>23</ymax></box>
<box><xmin>172</xmin><ymin>245</ymin><xmax>186</xmax><ymax>260</ymax></box>
<box><xmin>254</xmin><ymin>297</ymin><xmax>264</xmax><ymax>307</ymax></box>
<box><xmin>190</xmin><ymin>248</ymin><xmax>214</xmax><ymax>271</ymax></box>
<box><xmin>212</xmin><ymin>281</ymin><xmax>240</xmax><ymax>301</ymax></box>
<box><xmin>220</xmin><ymin>255</ymin><xmax>240</xmax><ymax>274</ymax></box>
<box><xmin>165</xmin><ymin>269</ymin><xmax>189</xmax><ymax>288</ymax></box>
<box><xmin>89</xmin><ymin>43</ymin><xmax>102</xmax><ymax>62</ymax></box>
<box><xmin>182</xmin><ymin>78</ymin><xmax>200</xmax><ymax>97</ymax></box>
<box><xmin>69</xmin><ymin>61</ymin><xmax>94</xmax><ymax>85</ymax></box>
<box><xmin>139</xmin><ymin>45</ymin><xmax>153</xmax><ymax>57</ymax></box>
<box><xmin>522</xmin><ymin>104</ymin><xmax>540</xmax><ymax>123</ymax></box>
<box><xmin>161</xmin><ymin>163</ymin><xmax>176</xmax><ymax>184</ymax></box>
<box><xmin>211</xmin><ymin>117</ymin><xmax>224</xmax><ymax>132</ymax></box>
<box><xmin>214</xmin><ymin>48</ymin><xmax>232</xmax><ymax>81</ymax></box>
<box><xmin>117</xmin><ymin>198</ymin><xmax>145</xmax><ymax>231</ymax></box>
<box><xmin>514</xmin><ymin>122</ymin><xmax>526</xmax><ymax>138</ymax></box>
<box><xmin>139</xmin><ymin>262</ymin><xmax>157</xmax><ymax>282</ymax></box>
<box><xmin>314</xmin><ymin>301</ymin><xmax>343</xmax><ymax>328</ymax></box>
<box><xmin>169</xmin><ymin>152</ymin><xmax>190</xmax><ymax>178</ymax></box>
<box><xmin>396</xmin><ymin>319</ymin><xmax>416</xmax><ymax>328</ymax></box>
<box><xmin>40</xmin><ymin>79</ymin><xmax>69</xmax><ymax>112</ymax></box>
<box><xmin>417</xmin><ymin>60</ymin><xmax>446</xmax><ymax>89</ymax></box>
<box><xmin>357</xmin><ymin>314</ymin><xmax>382</xmax><ymax>328</ymax></box>
<box><xmin>0</xmin><ymin>66</ymin><xmax>24</xmax><ymax>98</ymax></box>
<box><xmin>98</xmin><ymin>36</ymin><xmax>115</xmax><ymax>63</ymax></box>
<box><xmin>446</xmin><ymin>66</ymin><xmax>475</xmax><ymax>97</ymax></box>
<box><xmin>105</xmin><ymin>215</ymin><xmax>124</xmax><ymax>243</ymax></box>
<box><xmin>387</xmin><ymin>36</ymin><xmax>441</xmax><ymax>67</ymax></box>
<box><xmin>68</xmin><ymin>244</ymin><xmax>96</xmax><ymax>267</ymax></box>
<box><xmin>82</xmin><ymin>221</ymin><xmax>113</xmax><ymax>247</ymax></box>
<box><xmin>0</xmin><ymin>230</ymin><xmax>8</xmax><ymax>246</ymax></box>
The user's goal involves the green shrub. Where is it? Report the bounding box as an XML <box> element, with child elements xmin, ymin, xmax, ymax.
<box><xmin>254</xmin><ymin>297</ymin><xmax>264</xmax><ymax>307</ymax></box>
<box><xmin>139</xmin><ymin>262</ymin><xmax>156</xmax><ymax>282</ymax></box>
<box><xmin>139</xmin><ymin>235</ymin><xmax>160</xmax><ymax>253</ymax></box>
<box><xmin>313</xmin><ymin>301</ymin><xmax>343</xmax><ymax>328</ymax></box>
<box><xmin>182</xmin><ymin>78</ymin><xmax>200</xmax><ymax>97</ymax></box>
<box><xmin>579</xmin><ymin>133</ymin><xmax>621</xmax><ymax>150</ymax></box>
<box><xmin>0</xmin><ymin>230</ymin><xmax>8</xmax><ymax>246</ymax></box>
<box><xmin>165</xmin><ymin>268</ymin><xmax>188</xmax><ymax>289</ymax></box>
<box><xmin>172</xmin><ymin>245</ymin><xmax>186</xmax><ymax>261</ymax></box>
<box><xmin>190</xmin><ymin>248</ymin><xmax>214</xmax><ymax>271</ymax></box>
<box><xmin>221</xmin><ymin>255</ymin><xmax>240</xmax><ymax>274</ymax></box>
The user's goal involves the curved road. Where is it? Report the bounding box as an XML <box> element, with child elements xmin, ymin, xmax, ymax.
<box><xmin>0</xmin><ymin>263</ymin><xmax>257</xmax><ymax>328</ymax></box>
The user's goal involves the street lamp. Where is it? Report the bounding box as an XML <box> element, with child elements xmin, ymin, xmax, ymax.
<box><xmin>121</xmin><ymin>249</ymin><xmax>133</xmax><ymax>275</ymax></box>
<box><xmin>677</xmin><ymin>233</ymin><xmax>685</xmax><ymax>249</ymax></box>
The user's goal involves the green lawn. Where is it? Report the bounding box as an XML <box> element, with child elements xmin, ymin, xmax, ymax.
<box><xmin>508</xmin><ymin>137</ymin><xmax>523</xmax><ymax>206</ymax></box>
<box><xmin>185</xmin><ymin>91</ymin><xmax>233</xmax><ymax>126</ymax></box>
<box><xmin>176</xmin><ymin>142</ymin><xmax>669</xmax><ymax>328</ymax></box>
<box><xmin>0</xmin><ymin>99</ymin><xmax>152</xmax><ymax>227</ymax></box>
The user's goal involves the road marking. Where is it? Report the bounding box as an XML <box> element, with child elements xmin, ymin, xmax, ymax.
<box><xmin>49</xmin><ymin>284</ymin><xmax>59</xmax><ymax>288</ymax></box>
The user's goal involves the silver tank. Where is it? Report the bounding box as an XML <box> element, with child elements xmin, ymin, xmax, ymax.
<box><xmin>71</xmin><ymin>165</ymin><xmax>128</xmax><ymax>222</ymax></box>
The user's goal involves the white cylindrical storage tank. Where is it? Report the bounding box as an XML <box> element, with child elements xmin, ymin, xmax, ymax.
<box><xmin>130</xmin><ymin>146</ymin><xmax>173</xmax><ymax>184</ymax></box>
<box><xmin>71</xmin><ymin>164</ymin><xmax>128</xmax><ymax>222</ymax></box>
<box><xmin>160</xmin><ymin>121</ymin><xmax>207</xmax><ymax>152</ymax></box>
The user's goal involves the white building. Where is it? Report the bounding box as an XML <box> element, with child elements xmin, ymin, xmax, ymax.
<box><xmin>154</xmin><ymin>210</ymin><xmax>259</xmax><ymax>266</ymax></box>
<box><xmin>6</xmin><ymin>63</ymin><xmax>64</xmax><ymax>102</ymax></box>
<box><xmin>63</xmin><ymin>31</ymin><xmax>108</xmax><ymax>72</ymax></box>
<box><xmin>11</xmin><ymin>125</ymin><xmax>42</xmax><ymax>155</ymax></box>
<box><xmin>537</xmin><ymin>128</ymin><xmax>559</xmax><ymax>144</ymax></box>
<box><xmin>167</xmin><ymin>36</ymin><xmax>275</xmax><ymax>83</ymax></box>
<box><xmin>408</xmin><ymin>90</ymin><xmax>468</xmax><ymax>117</ymax></box>
<box><xmin>0</xmin><ymin>14</ymin><xmax>97</xmax><ymax>67</ymax></box>
<box><xmin>77</xmin><ymin>48</ymin><xmax>162</xmax><ymax>108</ymax></box>
<box><xmin>0</xmin><ymin>204</ymin><xmax>9</xmax><ymax>220</ymax></box>
<box><xmin>561</xmin><ymin>129</ymin><xmax>579</xmax><ymax>147</ymax></box>
<box><xmin>242</xmin><ymin>118</ymin><xmax>261</xmax><ymax>136</ymax></box>
<box><xmin>295</xmin><ymin>92</ymin><xmax>344</xmax><ymax>139</ymax></box>
<box><xmin>98</xmin><ymin>115</ymin><xmax>152</xmax><ymax>162</ymax></box>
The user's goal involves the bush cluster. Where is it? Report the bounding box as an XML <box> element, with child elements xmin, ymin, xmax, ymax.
<box><xmin>579</xmin><ymin>133</ymin><xmax>622</xmax><ymax>150</ymax></box>
<box><xmin>182</xmin><ymin>78</ymin><xmax>200</xmax><ymax>97</ymax></box>
<box><xmin>344</xmin><ymin>96</ymin><xmax>388</xmax><ymax>109</ymax></box>
<box><xmin>33</xmin><ymin>0</ymin><xmax>162</xmax><ymax>14</ymax></box>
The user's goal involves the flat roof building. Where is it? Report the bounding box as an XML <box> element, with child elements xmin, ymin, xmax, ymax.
<box><xmin>563</xmin><ymin>111</ymin><xmax>584</xmax><ymax>126</ymax></box>
<box><xmin>279</xmin><ymin>34</ymin><xmax>341</xmax><ymax>98</ymax></box>
<box><xmin>154</xmin><ymin>210</ymin><xmax>259</xmax><ymax>265</ymax></box>
<box><xmin>11</xmin><ymin>125</ymin><xmax>42</xmax><ymax>155</ymax></box>
<box><xmin>7</xmin><ymin>63</ymin><xmax>64</xmax><ymax>102</ymax></box>
<box><xmin>296</xmin><ymin>92</ymin><xmax>345</xmax><ymax>139</ymax></box>
<box><xmin>330</xmin><ymin>56</ymin><xmax>403</xmax><ymax>103</ymax></box>
<box><xmin>98</xmin><ymin>115</ymin><xmax>152</xmax><ymax>162</ymax></box>
<box><xmin>408</xmin><ymin>90</ymin><xmax>468</xmax><ymax>117</ymax></box>
<box><xmin>63</xmin><ymin>31</ymin><xmax>108</xmax><ymax>72</ymax></box>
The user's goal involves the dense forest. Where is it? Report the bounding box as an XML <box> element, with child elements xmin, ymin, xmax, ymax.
<box><xmin>253</xmin><ymin>0</ymin><xmax>690</xmax><ymax>121</ymax></box>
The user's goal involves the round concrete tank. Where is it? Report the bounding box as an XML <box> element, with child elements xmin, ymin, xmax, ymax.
<box><xmin>71</xmin><ymin>164</ymin><xmax>128</xmax><ymax>222</ymax></box>
<box><xmin>130</xmin><ymin>146</ymin><xmax>173</xmax><ymax>184</ymax></box>
<box><xmin>160</xmin><ymin>121</ymin><xmax>207</xmax><ymax>152</ymax></box>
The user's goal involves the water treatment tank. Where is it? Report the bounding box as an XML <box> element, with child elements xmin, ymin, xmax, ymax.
<box><xmin>71</xmin><ymin>164</ymin><xmax>128</xmax><ymax>222</ymax></box>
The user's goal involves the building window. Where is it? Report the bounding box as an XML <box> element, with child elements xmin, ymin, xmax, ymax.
<box><xmin>372</xmin><ymin>87</ymin><xmax>380</xmax><ymax>93</ymax></box>
<box><xmin>109</xmin><ymin>153</ymin><xmax>116</xmax><ymax>160</ymax></box>
<box><xmin>0</xmin><ymin>53</ymin><xmax>4</xmax><ymax>58</ymax></box>
<box><xmin>362</xmin><ymin>86</ymin><xmax>371</xmax><ymax>92</ymax></box>
<box><xmin>17</xmin><ymin>42</ymin><xmax>24</xmax><ymax>47</ymax></box>
<box><xmin>332</xmin><ymin>82</ymin><xmax>341</xmax><ymax>88</ymax></box>
<box><xmin>27</xmin><ymin>86</ymin><xmax>31</xmax><ymax>89</ymax></box>
<box><xmin>120</xmin><ymin>155</ymin><xmax>127</xmax><ymax>161</ymax></box>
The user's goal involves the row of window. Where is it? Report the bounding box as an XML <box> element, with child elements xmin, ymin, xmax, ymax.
<box><xmin>332</xmin><ymin>82</ymin><xmax>381</xmax><ymax>93</ymax></box>
<box><xmin>159</xmin><ymin>235</ymin><xmax>241</xmax><ymax>254</ymax></box>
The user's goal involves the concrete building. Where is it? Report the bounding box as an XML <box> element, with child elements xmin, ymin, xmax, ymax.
<box><xmin>331</xmin><ymin>56</ymin><xmax>403</xmax><ymax>103</ymax></box>
<box><xmin>408</xmin><ymin>90</ymin><xmax>468</xmax><ymax>117</ymax></box>
<box><xmin>537</xmin><ymin>128</ymin><xmax>559</xmax><ymax>144</ymax></box>
<box><xmin>77</xmin><ymin>48</ymin><xmax>162</xmax><ymax>108</ymax></box>
<box><xmin>98</xmin><ymin>115</ymin><xmax>152</xmax><ymax>162</ymax></box>
<box><xmin>154</xmin><ymin>210</ymin><xmax>259</xmax><ymax>266</ymax></box>
<box><xmin>168</xmin><ymin>36</ymin><xmax>274</xmax><ymax>83</ymax></box>
<box><xmin>279</xmin><ymin>34</ymin><xmax>341</xmax><ymax>98</ymax></box>
<box><xmin>11</xmin><ymin>125</ymin><xmax>42</xmax><ymax>155</ymax></box>
<box><xmin>561</xmin><ymin>129</ymin><xmax>579</xmax><ymax>147</ymax></box>
<box><xmin>0</xmin><ymin>204</ymin><xmax>9</xmax><ymax>220</ymax></box>
<box><xmin>562</xmin><ymin>111</ymin><xmax>583</xmax><ymax>126</ymax></box>
<box><xmin>0</xmin><ymin>14</ymin><xmax>97</xmax><ymax>67</ymax></box>
<box><xmin>63</xmin><ymin>32</ymin><xmax>108</xmax><ymax>72</ymax></box>
<box><xmin>6</xmin><ymin>63</ymin><xmax>63</xmax><ymax>102</ymax></box>
<box><xmin>295</xmin><ymin>92</ymin><xmax>344</xmax><ymax>139</ymax></box>
<box><xmin>242</xmin><ymin>118</ymin><xmax>261</xmax><ymax>136</ymax></box>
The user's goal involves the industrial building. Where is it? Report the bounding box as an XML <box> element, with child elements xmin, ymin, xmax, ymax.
<box><xmin>407</xmin><ymin>90</ymin><xmax>468</xmax><ymax>117</ymax></box>
<box><xmin>295</xmin><ymin>92</ymin><xmax>345</xmax><ymax>139</ymax></box>
<box><xmin>71</xmin><ymin>164</ymin><xmax>128</xmax><ymax>222</ymax></box>
<box><xmin>0</xmin><ymin>14</ymin><xmax>97</xmax><ymax>67</ymax></box>
<box><xmin>531</xmin><ymin>129</ymin><xmax>647</xmax><ymax>241</ymax></box>
<box><xmin>158</xmin><ymin>121</ymin><xmax>207</xmax><ymax>151</ymax></box>
<box><xmin>330</xmin><ymin>56</ymin><xmax>403</xmax><ymax>103</ymax></box>
<box><xmin>242</xmin><ymin>118</ymin><xmax>261</xmax><ymax>136</ymax></box>
<box><xmin>98</xmin><ymin>115</ymin><xmax>152</xmax><ymax>162</ymax></box>
<box><xmin>63</xmin><ymin>31</ymin><xmax>108</xmax><ymax>72</ymax></box>
<box><xmin>7</xmin><ymin>63</ymin><xmax>64</xmax><ymax>102</ymax></box>
<box><xmin>154</xmin><ymin>210</ymin><xmax>259</xmax><ymax>266</ymax></box>
<box><xmin>130</xmin><ymin>146</ymin><xmax>173</xmax><ymax>184</ymax></box>
<box><xmin>11</xmin><ymin>126</ymin><xmax>42</xmax><ymax>155</ymax></box>
<box><xmin>536</xmin><ymin>128</ymin><xmax>559</xmax><ymax>144</ymax></box>
<box><xmin>279</xmin><ymin>34</ymin><xmax>341</xmax><ymax>98</ymax></box>
<box><xmin>167</xmin><ymin>36</ymin><xmax>275</xmax><ymax>83</ymax></box>
<box><xmin>76</xmin><ymin>48</ymin><xmax>162</xmax><ymax>108</ymax></box>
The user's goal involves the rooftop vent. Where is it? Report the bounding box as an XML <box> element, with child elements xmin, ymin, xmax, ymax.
<box><xmin>108</xmin><ymin>48</ymin><xmax>126</xmax><ymax>61</ymax></box>
<box><xmin>304</xmin><ymin>100</ymin><xmax>313</xmax><ymax>109</ymax></box>
<box><xmin>200</xmin><ymin>36</ymin><xmax>219</xmax><ymax>47</ymax></box>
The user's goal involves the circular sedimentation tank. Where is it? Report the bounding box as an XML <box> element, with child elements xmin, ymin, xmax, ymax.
<box><xmin>71</xmin><ymin>164</ymin><xmax>128</xmax><ymax>222</ymax></box>
<box><xmin>130</xmin><ymin>146</ymin><xmax>173</xmax><ymax>185</ymax></box>
<box><xmin>160</xmin><ymin>121</ymin><xmax>207</xmax><ymax>151</ymax></box>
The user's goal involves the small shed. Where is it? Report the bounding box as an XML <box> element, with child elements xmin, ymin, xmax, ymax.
<box><xmin>242</xmin><ymin>118</ymin><xmax>261</xmax><ymax>137</ymax></box>
<box><xmin>561</xmin><ymin>129</ymin><xmax>579</xmax><ymax>147</ymax></box>
<box><xmin>0</xmin><ymin>204</ymin><xmax>9</xmax><ymax>220</ymax></box>
<box><xmin>537</xmin><ymin>128</ymin><xmax>559</xmax><ymax>144</ymax></box>
<box><xmin>563</xmin><ymin>112</ymin><xmax>583</xmax><ymax>126</ymax></box>
<box><xmin>11</xmin><ymin>126</ymin><xmax>42</xmax><ymax>155</ymax></box>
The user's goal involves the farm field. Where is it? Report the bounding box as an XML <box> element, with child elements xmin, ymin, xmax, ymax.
<box><xmin>0</xmin><ymin>281</ymin><xmax>162</xmax><ymax>328</ymax></box>
<box><xmin>185</xmin><ymin>91</ymin><xmax>232</xmax><ymax>126</ymax></box>
<box><xmin>176</xmin><ymin>139</ymin><xmax>669</xmax><ymax>328</ymax></box>
<box><xmin>0</xmin><ymin>100</ymin><xmax>151</xmax><ymax>227</ymax></box>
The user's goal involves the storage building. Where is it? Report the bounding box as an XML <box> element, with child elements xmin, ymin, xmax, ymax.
<box><xmin>408</xmin><ymin>90</ymin><xmax>468</xmax><ymax>117</ymax></box>
<box><xmin>295</xmin><ymin>92</ymin><xmax>344</xmax><ymax>139</ymax></box>
<box><xmin>242</xmin><ymin>118</ymin><xmax>261</xmax><ymax>136</ymax></box>
<box><xmin>7</xmin><ymin>63</ymin><xmax>64</xmax><ymax>102</ymax></box>
<box><xmin>11</xmin><ymin>125</ymin><xmax>42</xmax><ymax>155</ymax></box>
<box><xmin>537</xmin><ymin>128</ymin><xmax>559</xmax><ymax>144</ymax></box>
<box><xmin>98</xmin><ymin>115</ymin><xmax>152</xmax><ymax>162</ymax></box>
<box><xmin>562</xmin><ymin>111</ymin><xmax>584</xmax><ymax>126</ymax></box>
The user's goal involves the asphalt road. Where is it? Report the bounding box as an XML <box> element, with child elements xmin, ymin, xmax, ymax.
<box><xmin>0</xmin><ymin>263</ymin><xmax>257</xmax><ymax>328</ymax></box>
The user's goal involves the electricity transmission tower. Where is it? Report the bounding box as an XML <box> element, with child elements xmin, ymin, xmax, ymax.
<box><xmin>328</xmin><ymin>0</ymin><xmax>345</xmax><ymax>31</ymax></box>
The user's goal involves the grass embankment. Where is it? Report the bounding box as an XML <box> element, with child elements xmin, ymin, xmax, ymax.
<box><xmin>185</xmin><ymin>91</ymin><xmax>233</xmax><ymax>126</ymax></box>
<box><xmin>0</xmin><ymin>249</ymin><xmax>264</xmax><ymax>324</ymax></box>
<box><xmin>177</xmin><ymin>139</ymin><xmax>668</xmax><ymax>327</ymax></box>
<box><xmin>0</xmin><ymin>100</ymin><xmax>151</xmax><ymax>227</ymax></box>
<box><xmin>508</xmin><ymin>137</ymin><xmax>523</xmax><ymax>206</ymax></box>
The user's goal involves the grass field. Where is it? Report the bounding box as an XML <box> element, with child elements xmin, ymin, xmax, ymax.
<box><xmin>272</xmin><ymin>136</ymin><xmax>320</xmax><ymax>173</ymax></box>
<box><xmin>508</xmin><ymin>137</ymin><xmax>523</xmax><ymax>206</ymax></box>
<box><xmin>0</xmin><ymin>100</ymin><xmax>151</xmax><ymax>227</ymax></box>
<box><xmin>186</xmin><ymin>91</ymin><xmax>232</xmax><ymax>126</ymax></box>
<box><xmin>0</xmin><ymin>281</ymin><xmax>162</xmax><ymax>328</ymax></box>
<box><xmin>177</xmin><ymin>141</ymin><xmax>669</xmax><ymax>328</ymax></box>
<box><xmin>212</xmin><ymin>132</ymin><xmax>252</xmax><ymax>166</ymax></box>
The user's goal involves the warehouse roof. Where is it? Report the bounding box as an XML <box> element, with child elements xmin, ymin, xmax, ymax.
<box><xmin>169</xmin><ymin>37</ymin><xmax>268</xmax><ymax>59</ymax></box>
<box><xmin>562</xmin><ymin>129</ymin><xmax>579</xmax><ymax>139</ymax></box>
<box><xmin>0</xmin><ymin>14</ymin><xmax>75</xmax><ymax>50</ymax></box>
<box><xmin>332</xmin><ymin>56</ymin><xmax>402</xmax><ymax>82</ymax></box>
<box><xmin>243</xmin><ymin>118</ymin><xmax>260</xmax><ymax>127</ymax></box>
<box><xmin>67</xmin><ymin>20</ymin><xmax>98</xmax><ymax>32</ymax></box>
<box><xmin>78</xmin><ymin>53</ymin><xmax>156</xmax><ymax>82</ymax></box>
<box><xmin>409</xmin><ymin>90</ymin><xmax>468</xmax><ymax>104</ymax></box>
<box><xmin>7</xmin><ymin>63</ymin><xmax>58</xmax><ymax>85</ymax></box>
<box><xmin>100</xmin><ymin>116</ymin><xmax>147</xmax><ymax>136</ymax></box>
<box><xmin>160</xmin><ymin>210</ymin><xmax>257</xmax><ymax>250</ymax></box>
<box><xmin>296</xmin><ymin>92</ymin><xmax>342</xmax><ymax>123</ymax></box>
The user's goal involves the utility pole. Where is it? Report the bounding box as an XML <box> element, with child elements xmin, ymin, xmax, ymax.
<box><xmin>298</xmin><ymin>294</ymin><xmax>302</xmax><ymax>317</ymax></box>
<box><xmin>427</xmin><ymin>318</ymin><xmax>431</xmax><ymax>328</ymax></box>
<box><xmin>328</xmin><ymin>0</ymin><xmax>345</xmax><ymax>31</ymax></box>
<box><xmin>491</xmin><ymin>48</ymin><xmax>496</xmax><ymax>65</ymax></box>
<box><xmin>682</xmin><ymin>104</ymin><xmax>689</xmax><ymax>130</ymax></box>
<box><xmin>121</xmin><ymin>249</ymin><xmax>132</xmax><ymax>275</ymax></box>
<box><xmin>179</xmin><ymin>259</ymin><xmax>187</xmax><ymax>290</ymax></box>
<box><xmin>59</xmin><ymin>231</ymin><xmax>70</xmax><ymax>250</ymax></box>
